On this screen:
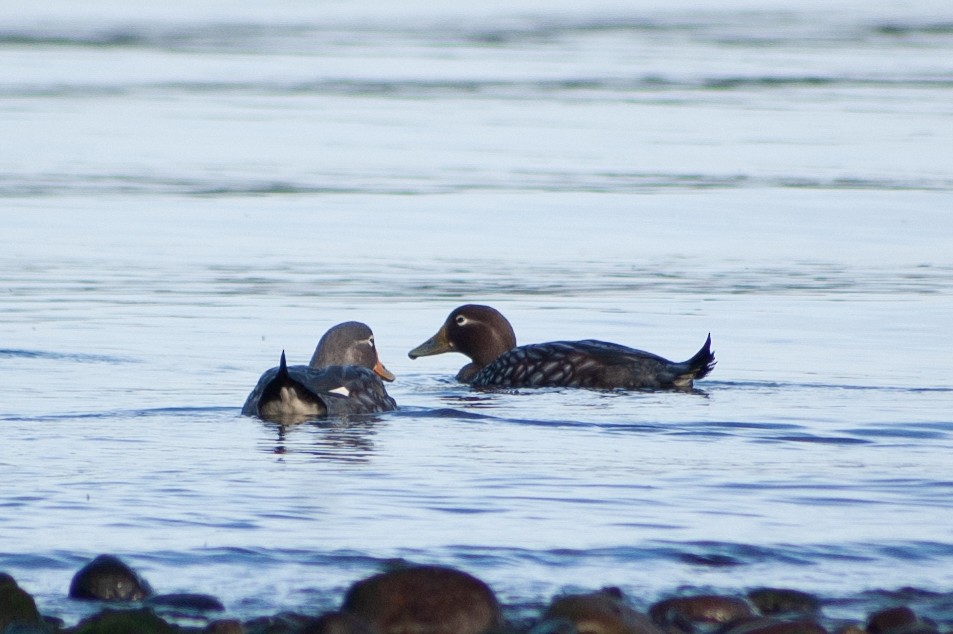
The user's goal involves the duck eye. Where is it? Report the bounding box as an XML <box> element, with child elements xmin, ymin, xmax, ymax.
<box><xmin>368</xmin><ymin>337</ymin><xmax>375</xmax><ymax>348</ymax></box>
<box><xmin>454</xmin><ymin>315</ymin><xmax>467</xmax><ymax>326</ymax></box>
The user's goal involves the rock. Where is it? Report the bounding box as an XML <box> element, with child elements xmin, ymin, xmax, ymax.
<box><xmin>722</xmin><ymin>617</ymin><xmax>828</xmax><ymax>634</ymax></box>
<box><xmin>868</xmin><ymin>608</ymin><xmax>918</xmax><ymax>634</ymax></box>
<box><xmin>528</xmin><ymin>617</ymin><xmax>579</xmax><ymax>634</ymax></box>
<box><xmin>147</xmin><ymin>593</ymin><xmax>226</xmax><ymax>612</ymax></box>
<box><xmin>341</xmin><ymin>565</ymin><xmax>502</xmax><ymax>634</ymax></box>
<box><xmin>298</xmin><ymin>611</ymin><xmax>376</xmax><ymax>634</ymax></box>
<box><xmin>649</xmin><ymin>595</ymin><xmax>753</xmax><ymax>632</ymax></box>
<box><xmin>0</xmin><ymin>574</ymin><xmax>43</xmax><ymax>631</ymax></box>
<box><xmin>205</xmin><ymin>619</ymin><xmax>244</xmax><ymax>634</ymax></box>
<box><xmin>71</xmin><ymin>607</ymin><xmax>175</xmax><ymax>634</ymax></box>
<box><xmin>543</xmin><ymin>588</ymin><xmax>665</xmax><ymax>634</ymax></box>
<box><xmin>747</xmin><ymin>589</ymin><xmax>820</xmax><ymax>616</ymax></box>
<box><xmin>68</xmin><ymin>555</ymin><xmax>154</xmax><ymax>602</ymax></box>
<box><xmin>242</xmin><ymin>611</ymin><xmax>314</xmax><ymax>634</ymax></box>
<box><xmin>3</xmin><ymin>623</ymin><xmax>52</xmax><ymax>634</ymax></box>
<box><xmin>866</xmin><ymin>607</ymin><xmax>938</xmax><ymax>634</ymax></box>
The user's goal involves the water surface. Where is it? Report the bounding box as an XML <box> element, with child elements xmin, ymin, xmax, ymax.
<box><xmin>1</xmin><ymin>0</ymin><xmax>952</xmax><ymax>628</ymax></box>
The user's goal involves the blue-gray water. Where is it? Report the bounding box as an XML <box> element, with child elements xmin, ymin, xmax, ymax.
<box><xmin>2</xmin><ymin>0</ymin><xmax>953</xmax><ymax>627</ymax></box>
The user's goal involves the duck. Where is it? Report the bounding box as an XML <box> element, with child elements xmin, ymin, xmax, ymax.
<box><xmin>242</xmin><ymin>321</ymin><xmax>397</xmax><ymax>422</ymax></box>
<box><xmin>408</xmin><ymin>305</ymin><xmax>715</xmax><ymax>390</ymax></box>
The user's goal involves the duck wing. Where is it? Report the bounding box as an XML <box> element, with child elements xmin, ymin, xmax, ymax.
<box><xmin>308</xmin><ymin>365</ymin><xmax>398</xmax><ymax>416</ymax></box>
<box><xmin>572</xmin><ymin>336</ymin><xmax>714</xmax><ymax>388</ymax></box>
<box><xmin>471</xmin><ymin>336</ymin><xmax>714</xmax><ymax>390</ymax></box>
<box><xmin>242</xmin><ymin>354</ymin><xmax>397</xmax><ymax>421</ymax></box>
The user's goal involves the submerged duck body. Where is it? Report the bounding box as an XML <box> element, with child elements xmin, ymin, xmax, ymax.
<box><xmin>241</xmin><ymin>352</ymin><xmax>397</xmax><ymax>420</ymax></box>
<box><xmin>243</xmin><ymin>321</ymin><xmax>396</xmax><ymax>422</ymax></box>
<box><xmin>409</xmin><ymin>305</ymin><xmax>715</xmax><ymax>390</ymax></box>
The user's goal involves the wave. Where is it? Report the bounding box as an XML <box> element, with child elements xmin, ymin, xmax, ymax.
<box><xmin>2</xmin><ymin>17</ymin><xmax>952</xmax><ymax>52</ymax></box>
<box><xmin>11</xmin><ymin>539</ymin><xmax>953</xmax><ymax>580</ymax></box>
<box><xmin>3</xmin><ymin>76</ymin><xmax>952</xmax><ymax>101</ymax></box>
<box><xmin>2</xmin><ymin>172</ymin><xmax>952</xmax><ymax>198</ymax></box>
<box><xmin>0</xmin><ymin>406</ymin><xmax>232</xmax><ymax>424</ymax></box>
<box><xmin>0</xmin><ymin>348</ymin><xmax>133</xmax><ymax>363</ymax></box>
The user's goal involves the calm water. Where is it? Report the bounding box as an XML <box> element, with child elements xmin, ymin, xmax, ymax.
<box><xmin>2</xmin><ymin>0</ymin><xmax>953</xmax><ymax>628</ymax></box>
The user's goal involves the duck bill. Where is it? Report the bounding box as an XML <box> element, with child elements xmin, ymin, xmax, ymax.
<box><xmin>408</xmin><ymin>326</ymin><xmax>452</xmax><ymax>359</ymax></box>
<box><xmin>373</xmin><ymin>359</ymin><xmax>396</xmax><ymax>382</ymax></box>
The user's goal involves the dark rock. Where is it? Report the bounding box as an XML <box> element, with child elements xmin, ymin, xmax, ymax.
<box><xmin>834</xmin><ymin>626</ymin><xmax>866</xmax><ymax>634</ymax></box>
<box><xmin>71</xmin><ymin>607</ymin><xmax>175</xmax><ymax>634</ymax></box>
<box><xmin>528</xmin><ymin>617</ymin><xmax>579</xmax><ymax>634</ymax></box>
<box><xmin>298</xmin><ymin>611</ymin><xmax>376</xmax><ymax>634</ymax></box>
<box><xmin>748</xmin><ymin>589</ymin><xmax>820</xmax><ymax>616</ymax></box>
<box><xmin>865</xmin><ymin>607</ymin><xmax>938</xmax><ymax>634</ymax></box>
<box><xmin>865</xmin><ymin>607</ymin><xmax>939</xmax><ymax>634</ymax></box>
<box><xmin>205</xmin><ymin>619</ymin><xmax>244</xmax><ymax>634</ymax></box>
<box><xmin>878</xmin><ymin>625</ymin><xmax>940</xmax><ymax>634</ymax></box>
<box><xmin>650</xmin><ymin>595</ymin><xmax>753</xmax><ymax>632</ymax></box>
<box><xmin>243</xmin><ymin>611</ymin><xmax>318</xmax><ymax>634</ymax></box>
<box><xmin>543</xmin><ymin>588</ymin><xmax>665</xmax><ymax>634</ymax></box>
<box><xmin>341</xmin><ymin>564</ymin><xmax>502</xmax><ymax>634</ymax></box>
<box><xmin>868</xmin><ymin>608</ymin><xmax>918</xmax><ymax>634</ymax></box>
<box><xmin>722</xmin><ymin>617</ymin><xmax>828</xmax><ymax>634</ymax></box>
<box><xmin>3</xmin><ymin>623</ymin><xmax>52</xmax><ymax>634</ymax></box>
<box><xmin>0</xmin><ymin>574</ymin><xmax>43</xmax><ymax>631</ymax></box>
<box><xmin>148</xmin><ymin>593</ymin><xmax>226</xmax><ymax>612</ymax></box>
<box><xmin>68</xmin><ymin>555</ymin><xmax>154</xmax><ymax>602</ymax></box>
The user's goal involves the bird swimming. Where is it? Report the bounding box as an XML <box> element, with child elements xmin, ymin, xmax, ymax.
<box><xmin>243</xmin><ymin>321</ymin><xmax>397</xmax><ymax>422</ymax></box>
<box><xmin>408</xmin><ymin>304</ymin><xmax>715</xmax><ymax>390</ymax></box>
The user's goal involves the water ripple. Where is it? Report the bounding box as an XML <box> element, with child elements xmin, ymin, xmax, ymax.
<box><xmin>0</xmin><ymin>348</ymin><xmax>134</xmax><ymax>363</ymax></box>
<box><xmin>4</xmin><ymin>172</ymin><xmax>952</xmax><ymax>197</ymax></box>
<box><xmin>3</xmin><ymin>17</ymin><xmax>953</xmax><ymax>52</ymax></box>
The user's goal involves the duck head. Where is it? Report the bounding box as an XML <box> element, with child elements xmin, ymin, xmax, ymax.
<box><xmin>309</xmin><ymin>321</ymin><xmax>395</xmax><ymax>381</ymax></box>
<box><xmin>408</xmin><ymin>305</ymin><xmax>517</xmax><ymax>381</ymax></box>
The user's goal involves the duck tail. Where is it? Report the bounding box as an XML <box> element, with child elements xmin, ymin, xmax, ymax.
<box><xmin>277</xmin><ymin>350</ymin><xmax>289</xmax><ymax>379</ymax></box>
<box><xmin>686</xmin><ymin>334</ymin><xmax>716</xmax><ymax>380</ymax></box>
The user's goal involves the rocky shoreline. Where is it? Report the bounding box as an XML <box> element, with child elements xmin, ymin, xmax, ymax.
<box><xmin>2</xmin><ymin>555</ymin><xmax>950</xmax><ymax>634</ymax></box>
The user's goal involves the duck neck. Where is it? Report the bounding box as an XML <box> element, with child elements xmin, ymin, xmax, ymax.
<box><xmin>468</xmin><ymin>328</ymin><xmax>515</xmax><ymax>369</ymax></box>
<box><xmin>456</xmin><ymin>363</ymin><xmax>481</xmax><ymax>384</ymax></box>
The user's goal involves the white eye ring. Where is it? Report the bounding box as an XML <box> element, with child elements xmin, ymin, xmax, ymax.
<box><xmin>455</xmin><ymin>315</ymin><xmax>467</xmax><ymax>325</ymax></box>
<box><xmin>367</xmin><ymin>337</ymin><xmax>375</xmax><ymax>348</ymax></box>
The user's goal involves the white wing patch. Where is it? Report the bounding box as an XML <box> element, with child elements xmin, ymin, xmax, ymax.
<box><xmin>328</xmin><ymin>386</ymin><xmax>351</xmax><ymax>397</ymax></box>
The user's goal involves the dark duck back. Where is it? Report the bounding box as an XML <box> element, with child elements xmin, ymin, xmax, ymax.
<box><xmin>243</xmin><ymin>321</ymin><xmax>397</xmax><ymax>422</ymax></box>
<box><xmin>408</xmin><ymin>305</ymin><xmax>715</xmax><ymax>390</ymax></box>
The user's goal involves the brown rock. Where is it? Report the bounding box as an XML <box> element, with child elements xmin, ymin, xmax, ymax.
<box><xmin>544</xmin><ymin>588</ymin><xmax>665</xmax><ymax>634</ymax></box>
<box><xmin>868</xmin><ymin>608</ymin><xmax>918</xmax><ymax>634</ymax></box>
<box><xmin>650</xmin><ymin>595</ymin><xmax>753</xmax><ymax>632</ymax></box>
<box><xmin>72</xmin><ymin>607</ymin><xmax>175</xmax><ymax>634</ymax></box>
<box><xmin>69</xmin><ymin>554</ymin><xmax>154</xmax><ymax>602</ymax></box>
<box><xmin>299</xmin><ymin>611</ymin><xmax>377</xmax><ymax>634</ymax></box>
<box><xmin>0</xmin><ymin>574</ymin><xmax>43</xmax><ymax>631</ymax></box>
<box><xmin>747</xmin><ymin>589</ymin><xmax>820</xmax><ymax>616</ymax></box>
<box><xmin>866</xmin><ymin>607</ymin><xmax>938</xmax><ymax>634</ymax></box>
<box><xmin>243</xmin><ymin>611</ymin><xmax>314</xmax><ymax>634</ymax></box>
<box><xmin>723</xmin><ymin>617</ymin><xmax>828</xmax><ymax>634</ymax></box>
<box><xmin>148</xmin><ymin>592</ymin><xmax>226</xmax><ymax>613</ymax></box>
<box><xmin>342</xmin><ymin>565</ymin><xmax>502</xmax><ymax>634</ymax></box>
<box><xmin>205</xmin><ymin>619</ymin><xmax>245</xmax><ymax>634</ymax></box>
